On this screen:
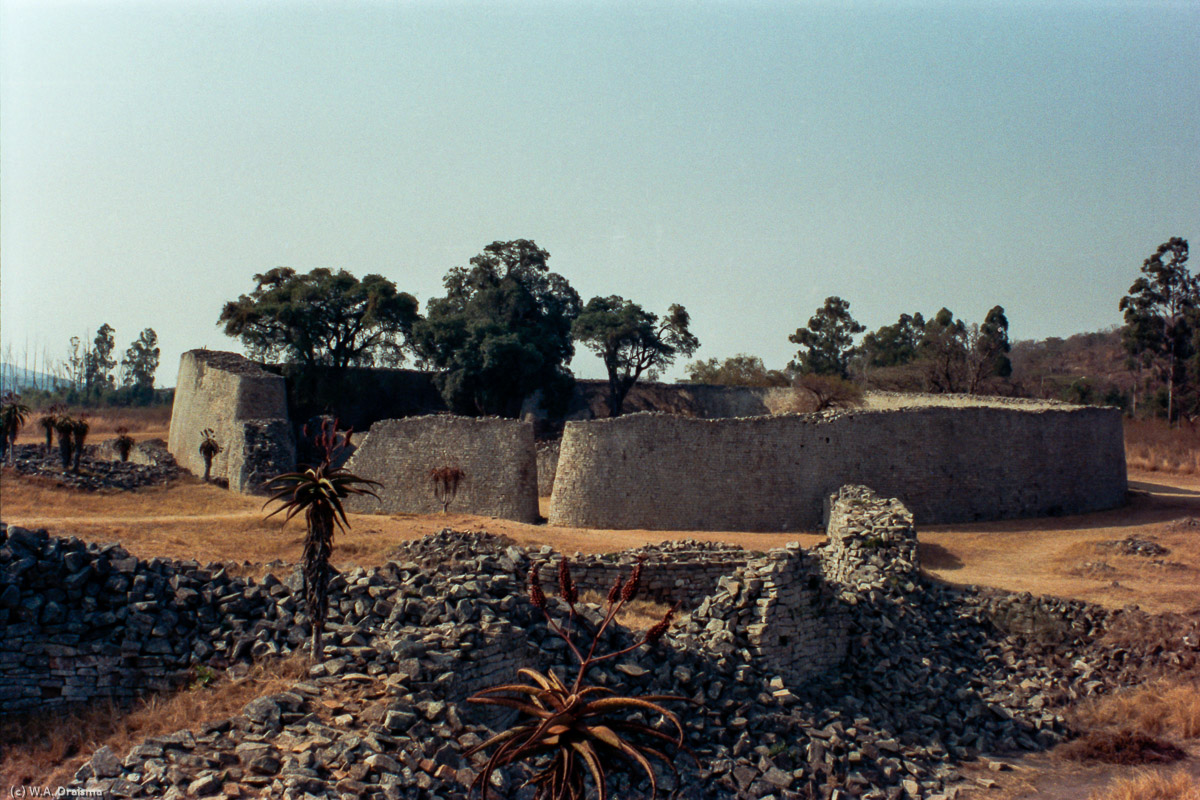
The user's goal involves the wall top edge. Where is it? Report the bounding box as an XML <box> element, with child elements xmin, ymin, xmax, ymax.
<box><xmin>183</xmin><ymin>349</ymin><xmax>280</xmax><ymax>379</ymax></box>
<box><xmin>563</xmin><ymin>402</ymin><xmax>1121</xmax><ymax>429</ymax></box>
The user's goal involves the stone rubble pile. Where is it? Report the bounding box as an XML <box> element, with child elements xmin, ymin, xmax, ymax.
<box><xmin>1</xmin><ymin>485</ymin><xmax>1197</xmax><ymax>799</ymax></box>
<box><xmin>6</xmin><ymin>443</ymin><xmax>182</xmax><ymax>491</ymax></box>
<box><xmin>1095</xmin><ymin>536</ymin><xmax>1170</xmax><ymax>557</ymax></box>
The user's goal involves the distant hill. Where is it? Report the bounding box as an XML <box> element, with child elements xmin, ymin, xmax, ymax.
<box><xmin>0</xmin><ymin>363</ymin><xmax>70</xmax><ymax>394</ymax></box>
<box><xmin>1009</xmin><ymin>328</ymin><xmax>1132</xmax><ymax>406</ymax></box>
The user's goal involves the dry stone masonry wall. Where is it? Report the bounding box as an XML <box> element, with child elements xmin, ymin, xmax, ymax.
<box><xmin>343</xmin><ymin>416</ymin><xmax>539</xmax><ymax>523</ymax></box>
<box><xmin>549</xmin><ymin>405</ymin><xmax>1126</xmax><ymax>531</ymax></box>
<box><xmin>167</xmin><ymin>350</ymin><xmax>296</xmax><ymax>493</ymax></box>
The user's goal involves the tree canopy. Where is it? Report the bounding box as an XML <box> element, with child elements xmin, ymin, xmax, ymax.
<box><xmin>218</xmin><ymin>268</ymin><xmax>419</xmax><ymax>369</ymax></box>
<box><xmin>412</xmin><ymin>240</ymin><xmax>582</xmax><ymax>417</ymax></box>
<box><xmin>120</xmin><ymin>328</ymin><xmax>160</xmax><ymax>399</ymax></box>
<box><xmin>573</xmin><ymin>296</ymin><xmax>700</xmax><ymax>417</ymax></box>
<box><xmin>788</xmin><ymin>296</ymin><xmax>864</xmax><ymax>378</ymax></box>
<box><xmin>84</xmin><ymin>323</ymin><xmax>117</xmax><ymax>398</ymax></box>
<box><xmin>1119</xmin><ymin>237</ymin><xmax>1196</xmax><ymax>422</ymax></box>
<box><xmin>861</xmin><ymin>313</ymin><xmax>925</xmax><ymax>368</ymax></box>
<box><xmin>682</xmin><ymin>354</ymin><xmax>789</xmax><ymax>387</ymax></box>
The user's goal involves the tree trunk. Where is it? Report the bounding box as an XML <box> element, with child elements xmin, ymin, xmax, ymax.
<box><xmin>303</xmin><ymin>510</ymin><xmax>334</xmax><ymax>662</ymax></box>
<box><xmin>203</xmin><ymin>455</ymin><xmax>213</xmax><ymax>482</ymax></box>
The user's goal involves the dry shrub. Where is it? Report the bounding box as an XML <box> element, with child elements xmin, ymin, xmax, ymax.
<box><xmin>0</xmin><ymin>653</ymin><xmax>310</xmax><ymax>787</ymax></box>
<box><xmin>1125</xmin><ymin>418</ymin><xmax>1200</xmax><ymax>475</ymax></box>
<box><xmin>1071</xmin><ymin>679</ymin><xmax>1200</xmax><ymax>740</ymax></box>
<box><xmin>1059</xmin><ymin>728</ymin><xmax>1187</xmax><ymax>765</ymax></box>
<box><xmin>1088</xmin><ymin>768</ymin><xmax>1200</xmax><ymax>800</ymax></box>
<box><xmin>579</xmin><ymin>589</ymin><xmax>670</xmax><ymax>631</ymax></box>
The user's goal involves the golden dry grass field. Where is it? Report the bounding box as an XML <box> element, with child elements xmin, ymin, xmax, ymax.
<box><xmin>2</xmin><ymin>411</ymin><xmax>1200</xmax><ymax>798</ymax></box>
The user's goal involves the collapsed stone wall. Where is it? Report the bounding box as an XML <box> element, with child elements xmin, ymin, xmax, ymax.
<box><xmin>549</xmin><ymin>405</ymin><xmax>1126</xmax><ymax>531</ymax></box>
<box><xmin>0</xmin><ymin>524</ymin><xmax>302</xmax><ymax>714</ymax></box>
<box><xmin>167</xmin><ymin>350</ymin><xmax>296</xmax><ymax>494</ymax></box>
<box><xmin>343</xmin><ymin>416</ymin><xmax>539</xmax><ymax>523</ymax></box>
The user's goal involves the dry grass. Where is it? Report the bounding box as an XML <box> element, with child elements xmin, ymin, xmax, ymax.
<box><xmin>1071</xmin><ymin>680</ymin><xmax>1200</xmax><ymax>741</ymax></box>
<box><xmin>1088</xmin><ymin>768</ymin><xmax>1200</xmax><ymax>800</ymax></box>
<box><xmin>13</xmin><ymin>406</ymin><xmax>171</xmax><ymax>444</ymax></box>
<box><xmin>1127</xmin><ymin>418</ymin><xmax>1200</xmax><ymax>475</ymax></box>
<box><xmin>0</xmin><ymin>652</ymin><xmax>311</xmax><ymax>787</ymax></box>
<box><xmin>578</xmin><ymin>590</ymin><xmax>671</xmax><ymax>632</ymax></box>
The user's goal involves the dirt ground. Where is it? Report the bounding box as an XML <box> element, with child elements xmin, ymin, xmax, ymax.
<box><xmin>2</xmin><ymin>447</ymin><xmax>1199</xmax><ymax>799</ymax></box>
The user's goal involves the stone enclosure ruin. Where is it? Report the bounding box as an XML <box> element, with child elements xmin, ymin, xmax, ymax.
<box><xmin>167</xmin><ymin>349</ymin><xmax>1126</xmax><ymax>530</ymax></box>
<box><xmin>6</xmin><ymin>486</ymin><xmax>1198</xmax><ymax>800</ymax></box>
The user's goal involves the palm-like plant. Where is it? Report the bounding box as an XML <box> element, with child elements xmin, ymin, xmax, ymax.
<box><xmin>198</xmin><ymin>428</ymin><xmax>222</xmax><ymax>481</ymax></box>
<box><xmin>430</xmin><ymin>465</ymin><xmax>465</xmax><ymax>513</ymax></box>
<box><xmin>71</xmin><ymin>416</ymin><xmax>89</xmax><ymax>472</ymax></box>
<box><xmin>38</xmin><ymin>404</ymin><xmax>65</xmax><ymax>456</ymax></box>
<box><xmin>114</xmin><ymin>426</ymin><xmax>136</xmax><ymax>462</ymax></box>
<box><xmin>54</xmin><ymin>416</ymin><xmax>75</xmax><ymax>471</ymax></box>
<box><xmin>1</xmin><ymin>392</ymin><xmax>32</xmax><ymax>466</ymax></box>
<box><xmin>466</xmin><ymin>557</ymin><xmax>688</xmax><ymax>800</ymax></box>
<box><xmin>262</xmin><ymin>419</ymin><xmax>381</xmax><ymax>659</ymax></box>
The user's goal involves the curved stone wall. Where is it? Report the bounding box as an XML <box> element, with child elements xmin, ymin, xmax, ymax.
<box><xmin>548</xmin><ymin>405</ymin><xmax>1126</xmax><ymax>531</ymax></box>
<box><xmin>343</xmin><ymin>416</ymin><xmax>539</xmax><ymax>523</ymax></box>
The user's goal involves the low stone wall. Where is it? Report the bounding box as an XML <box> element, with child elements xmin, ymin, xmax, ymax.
<box><xmin>167</xmin><ymin>350</ymin><xmax>296</xmax><ymax>494</ymax></box>
<box><xmin>820</xmin><ymin>484</ymin><xmax>919</xmax><ymax>589</ymax></box>
<box><xmin>343</xmin><ymin>416</ymin><xmax>539</xmax><ymax>523</ymax></box>
<box><xmin>0</xmin><ymin>524</ymin><xmax>299</xmax><ymax>714</ymax></box>
<box><xmin>550</xmin><ymin>405</ymin><xmax>1126</xmax><ymax>531</ymax></box>
<box><xmin>91</xmin><ymin>437</ymin><xmax>177</xmax><ymax>468</ymax></box>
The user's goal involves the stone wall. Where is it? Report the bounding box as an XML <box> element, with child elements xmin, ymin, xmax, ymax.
<box><xmin>167</xmin><ymin>351</ymin><xmax>296</xmax><ymax>494</ymax></box>
<box><xmin>343</xmin><ymin>416</ymin><xmax>539</xmax><ymax>523</ymax></box>
<box><xmin>549</xmin><ymin>405</ymin><xmax>1127</xmax><ymax>531</ymax></box>
<box><xmin>535</xmin><ymin>440</ymin><xmax>559</xmax><ymax>497</ymax></box>
<box><xmin>0</xmin><ymin>524</ymin><xmax>299</xmax><ymax>714</ymax></box>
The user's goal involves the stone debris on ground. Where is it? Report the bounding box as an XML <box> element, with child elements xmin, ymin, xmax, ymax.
<box><xmin>1</xmin><ymin>485</ymin><xmax>1199</xmax><ymax>799</ymax></box>
<box><xmin>1095</xmin><ymin>536</ymin><xmax>1170</xmax><ymax>558</ymax></box>
<box><xmin>5</xmin><ymin>441</ymin><xmax>182</xmax><ymax>491</ymax></box>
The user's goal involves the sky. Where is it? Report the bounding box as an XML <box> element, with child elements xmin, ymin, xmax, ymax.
<box><xmin>1</xmin><ymin>0</ymin><xmax>1197</xmax><ymax>386</ymax></box>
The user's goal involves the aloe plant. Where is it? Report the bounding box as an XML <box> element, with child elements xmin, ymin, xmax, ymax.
<box><xmin>430</xmin><ymin>465</ymin><xmax>465</xmax><ymax>513</ymax></box>
<box><xmin>54</xmin><ymin>416</ymin><xmax>75</xmax><ymax>470</ymax></box>
<box><xmin>262</xmin><ymin>419</ymin><xmax>381</xmax><ymax>659</ymax></box>
<box><xmin>38</xmin><ymin>404</ymin><xmax>64</xmax><ymax>455</ymax></box>
<box><xmin>1</xmin><ymin>392</ymin><xmax>31</xmax><ymax>466</ymax></box>
<box><xmin>71</xmin><ymin>416</ymin><xmax>89</xmax><ymax>472</ymax></box>
<box><xmin>198</xmin><ymin>428</ymin><xmax>222</xmax><ymax>482</ymax></box>
<box><xmin>114</xmin><ymin>426</ymin><xmax>135</xmax><ymax>462</ymax></box>
<box><xmin>466</xmin><ymin>556</ymin><xmax>688</xmax><ymax>800</ymax></box>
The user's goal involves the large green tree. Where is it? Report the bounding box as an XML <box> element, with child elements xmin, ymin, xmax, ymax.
<box><xmin>861</xmin><ymin>312</ymin><xmax>926</xmax><ymax>368</ymax></box>
<box><xmin>83</xmin><ymin>323</ymin><xmax>117</xmax><ymax>399</ymax></box>
<box><xmin>219</xmin><ymin>268</ymin><xmax>419</xmax><ymax>369</ymax></box>
<box><xmin>412</xmin><ymin>240</ymin><xmax>582</xmax><ymax>417</ymax></box>
<box><xmin>573</xmin><ymin>296</ymin><xmax>700</xmax><ymax>417</ymax></box>
<box><xmin>120</xmin><ymin>328</ymin><xmax>160</xmax><ymax>396</ymax></box>
<box><xmin>1119</xmin><ymin>237</ymin><xmax>1196</xmax><ymax>423</ymax></box>
<box><xmin>919</xmin><ymin>308</ymin><xmax>968</xmax><ymax>393</ymax></box>
<box><xmin>788</xmin><ymin>296</ymin><xmax>865</xmax><ymax>378</ymax></box>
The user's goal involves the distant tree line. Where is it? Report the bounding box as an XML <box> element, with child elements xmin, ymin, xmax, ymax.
<box><xmin>216</xmin><ymin>235</ymin><xmax>1194</xmax><ymax>423</ymax></box>
<box><xmin>7</xmin><ymin>324</ymin><xmax>166</xmax><ymax>408</ymax></box>
<box><xmin>219</xmin><ymin>240</ymin><xmax>699</xmax><ymax>419</ymax></box>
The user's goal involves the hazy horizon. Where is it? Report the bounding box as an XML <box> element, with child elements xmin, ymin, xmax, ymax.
<box><xmin>2</xmin><ymin>1</ymin><xmax>1197</xmax><ymax>386</ymax></box>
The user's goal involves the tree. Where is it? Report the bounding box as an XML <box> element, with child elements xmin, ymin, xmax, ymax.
<box><xmin>788</xmin><ymin>296</ymin><xmax>865</xmax><ymax>378</ymax></box>
<box><xmin>793</xmin><ymin>374</ymin><xmax>865</xmax><ymax>412</ymax></box>
<box><xmin>263</xmin><ymin>421</ymin><xmax>380</xmax><ymax>659</ymax></box>
<box><xmin>573</xmin><ymin>296</ymin><xmax>700</xmax><ymax>417</ymax></box>
<box><xmin>219</xmin><ymin>268</ymin><xmax>419</xmax><ymax>369</ymax></box>
<box><xmin>919</xmin><ymin>308</ymin><xmax>968</xmax><ymax>393</ymax></box>
<box><xmin>83</xmin><ymin>324</ymin><xmax>117</xmax><ymax>399</ymax></box>
<box><xmin>1119</xmin><ymin>237</ymin><xmax>1196</xmax><ymax>423</ymax></box>
<box><xmin>861</xmin><ymin>313</ymin><xmax>926</xmax><ymax>368</ymax></box>
<box><xmin>412</xmin><ymin>240</ymin><xmax>582</xmax><ymax>417</ymax></box>
<box><xmin>120</xmin><ymin>328</ymin><xmax>160</xmax><ymax>396</ymax></box>
<box><xmin>965</xmin><ymin>305</ymin><xmax>1012</xmax><ymax>394</ymax></box>
<box><xmin>682</xmin><ymin>354</ymin><xmax>789</xmax><ymax>386</ymax></box>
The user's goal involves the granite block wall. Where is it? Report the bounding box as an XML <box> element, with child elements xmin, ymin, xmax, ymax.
<box><xmin>549</xmin><ymin>405</ymin><xmax>1126</xmax><ymax>531</ymax></box>
<box><xmin>167</xmin><ymin>350</ymin><xmax>296</xmax><ymax>494</ymax></box>
<box><xmin>343</xmin><ymin>416</ymin><xmax>539</xmax><ymax>523</ymax></box>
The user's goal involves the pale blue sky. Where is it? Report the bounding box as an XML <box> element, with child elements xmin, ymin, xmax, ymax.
<box><xmin>2</xmin><ymin>0</ymin><xmax>1197</xmax><ymax>385</ymax></box>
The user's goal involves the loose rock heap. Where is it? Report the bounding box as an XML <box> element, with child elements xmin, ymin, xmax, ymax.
<box><xmin>5</xmin><ymin>442</ymin><xmax>182</xmax><ymax>491</ymax></box>
<box><xmin>3</xmin><ymin>484</ymin><xmax>1199</xmax><ymax>800</ymax></box>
